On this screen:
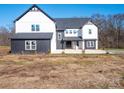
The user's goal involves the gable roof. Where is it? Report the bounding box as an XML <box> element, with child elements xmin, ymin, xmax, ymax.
<box><xmin>10</xmin><ymin>33</ymin><xmax>53</xmax><ymax>39</ymax></box>
<box><xmin>14</xmin><ymin>4</ymin><xmax>55</xmax><ymax>23</ymax></box>
<box><xmin>54</xmin><ymin>18</ymin><xmax>91</xmax><ymax>30</ymax></box>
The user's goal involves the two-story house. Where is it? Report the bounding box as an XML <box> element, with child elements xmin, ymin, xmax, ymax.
<box><xmin>11</xmin><ymin>5</ymin><xmax>98</xmax><ymax>54</ymax></box>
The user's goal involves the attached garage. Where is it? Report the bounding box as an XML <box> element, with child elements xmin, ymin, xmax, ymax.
<box><xmin>10</xmin><ymin>33</ymin><xmax>52</xmax><ymax>54</ymax></box>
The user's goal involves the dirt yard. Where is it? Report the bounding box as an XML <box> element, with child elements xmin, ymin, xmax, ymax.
<box><xmin>0</xmin><ymin>46</ymin><xmax>124</xmax><ymax>88</ymax></box>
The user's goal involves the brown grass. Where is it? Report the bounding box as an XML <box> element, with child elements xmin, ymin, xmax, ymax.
<box><xmin>0</xmin><ymin>46</ymin><xmax>124</xmax><ymax>88</ymax></box>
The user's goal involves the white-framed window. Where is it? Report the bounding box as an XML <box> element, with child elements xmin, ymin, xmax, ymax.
<box><xmin>36</xmin><ymin>25</ymin><xmax>40</xmax><ymax>31</ymax></box>
<box><xmin>69</xmin><ymin>30</ymin><xmax>72</xmax><ymax>34</ymax></box>
<box><xmin>66</xmin><ymin>30</ymin><xmax>68</xmax><ymax>34</ymax></box>
<box><xmin>74</xmin><ymin>30</ymin><xmax>77</xmax><ymax>34</ymax></box>
<box><xmin>86</xmin><ymin>41</ymin><xmax>95</xmax><ymax>48</ymax></box>
<box><xmin>31</xmin><ymin>24</ymin><xmax>40</xmax><ymax>31</ymax></box>
<box><xmin>58</xmin><ymin>33</ymin><xmax>62</xmax><ymax>40</ymax></box>
<box><xmin>25</xmin><ymin>40</ymin><xmax>37</xmax><ymax>50</ymax></box>
<box><xmin>89</xmin><ymin>29</ymin><xmax>92</xmax><ymax>34</ymax></box>
<box><xmin>31</xmin><ymin>24</ymin><xmax>35</xmax><ymax>31</ymax></box>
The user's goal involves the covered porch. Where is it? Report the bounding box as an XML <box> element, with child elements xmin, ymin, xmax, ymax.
<box><xmin>62</xmin><ymin>37</ymin><xmax>82</xmax><ymax>50</ymax></box>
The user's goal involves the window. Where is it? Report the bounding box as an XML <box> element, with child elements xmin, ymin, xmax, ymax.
<box><xmin>87</xmin><ymin>41</ymin><xmax>95</xmax><ymax>48</ymax></box>
<box><xmin>31</xmin><ymin>24</ymin><xmax>40</xmax><ymax>31</ymax></box>
<box><xmin>66</xmin><ymin>30</ymin><xmax>68</xmax><ymax>34</ymax></box>
<box><xmin>25</xmin><ymin>40</ymin><xmax>37</xmax><ymax>50</ymax></box>
<box><xmin>89</xmin><ymin>29</ymin><xmax>92</xmax><ymax>34</ymax></box>
<box><xmin>58</xmin><ymin>33</ymin><xmax>62</xmax><ymax>40</ymax></box>
<box><xmin>70</xmin><ymin>30</ymin><xmax>72</xmax><ymax>34</ymax></box>
<box><xmin>31</xmin><ymin>25</ymin><xmax>35</xmax><ymax>31</ymax></box>
<box><xmin>36</xmin><ymin>25</ymin><xmax>40</xmax><ymax>31</ymax></box>
<box><xmin>74</xmin><ymin>30</ymin><xmax>77</xmax><ymax>34</ymax></box>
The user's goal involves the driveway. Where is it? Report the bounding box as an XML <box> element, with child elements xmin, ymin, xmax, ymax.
<box><xmin>106</xmin><ymin>49</ymin><xmax>124</xmax><ymax>54</ymax></box>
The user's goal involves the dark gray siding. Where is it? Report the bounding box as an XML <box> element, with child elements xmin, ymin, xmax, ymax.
<box><xmin>56</xmin><ymin>30</ymin><xmax>64</xmax><ymax>49</ymax></box>
<box><xmin>11</xmin><ymin>39</ymin><xmax>25</xmax><ymax>53</ymax></box>
<box><xmin>11</xmin><ymin>39</ymin><xmax>50</xmax><ymax>53</ymax></box>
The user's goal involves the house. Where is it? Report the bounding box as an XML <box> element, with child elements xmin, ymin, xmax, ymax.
<box><xmin>11</xmin><ymin>5</ymin><xmax>98</xmax><ymax>54</ymax></box>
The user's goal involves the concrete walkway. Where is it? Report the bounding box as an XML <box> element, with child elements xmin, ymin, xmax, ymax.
<box><xmin>53</xmin><ymin>49</ymin><xmax>107</xmax><ymax>54</ymax></box>
<box><xmin>85</xmin><ymin>49</ymin><xmax>107</xmax><ymax>54</ymax></box>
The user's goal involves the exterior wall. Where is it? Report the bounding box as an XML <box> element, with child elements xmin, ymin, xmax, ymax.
<box><xmin>15</xmin><ymin>11</ymin><xmax>56</xmax><ymax>53</ymax></box>
<box><xmin>56</xmin><ymin>30</ymin><xmax>64</xmax><ymax>49</ymax></box>
<box><xmin>11</xmin><ymin>39</ymin><xmax>50</xmax><ymax>53</ymax></box>
<box><xmin>82</xmin><ymin>24</ymin><xmax>98</xmax><ymax>40</ymax></box>
<box><xmin>82</xmin><ymin>23</ymin><xmax>98</xmax><ymax>49</ymax></box>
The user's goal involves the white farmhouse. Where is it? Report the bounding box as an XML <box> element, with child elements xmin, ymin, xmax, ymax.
<box><xmin>11</xmin><ymin>5</ymin><xmax>98</xmax><ymax>54</ymax></box>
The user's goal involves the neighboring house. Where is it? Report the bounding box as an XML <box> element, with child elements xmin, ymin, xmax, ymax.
<box><xmin>11</xmin><ymin>5</ymin><xmax>98</xmax><ymax>54</ymax></box>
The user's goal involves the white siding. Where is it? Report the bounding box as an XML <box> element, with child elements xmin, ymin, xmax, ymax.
<box><xmin>64</xmin><ymin>29</ymin><xmax>80</xmax><ymax>37</ymax></box>
<box><xmin>15</xmin><ymin>10</ymin><xmax>56</xmax><ymax>53</ymax></box>
<box><xmin>82</xmin><ymin>22</ymin><xmax>98</xmax><ymax>49</ymax></box>
<box><xmin>82</xmin><ymin>24</ymin><xmax>98</xmax><ymax>40</ymax></box>
<box><xmin>15</xmin><ymin>11</ymin><xmax>55</xmax><ymax>33</ymax></box>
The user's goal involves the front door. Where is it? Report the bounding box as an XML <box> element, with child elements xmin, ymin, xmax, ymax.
<box><xmin>66</xmin><ymin>41</ymin><xmax>72</xmax><ymax>49</ymax></box>
<box><xmin>85</xmin><ymin>40</ymin><xmax>96</xmax><ymax>49</ymax></box>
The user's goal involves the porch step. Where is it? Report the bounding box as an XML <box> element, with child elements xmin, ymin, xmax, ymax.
<box><xmin>64</xmin><ymin>49</ymin><xmax>82</xmax><ymax>54</ymax></box>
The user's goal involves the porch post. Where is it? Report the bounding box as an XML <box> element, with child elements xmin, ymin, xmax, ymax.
<box><xmin>96</xmin><ymin>40</ymin><xmax>98</xmax><ymax>49</ymax></box>
<box><xmin>82</xmin><ymin>40</ymin><xmax>85</xmax><ymax>50</ymax></box>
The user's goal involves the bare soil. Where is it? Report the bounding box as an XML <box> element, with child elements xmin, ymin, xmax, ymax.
<box><xmin>0</xmin><ymin>47</ymin><xmax>124</xmax><ymax>88</ymax></box>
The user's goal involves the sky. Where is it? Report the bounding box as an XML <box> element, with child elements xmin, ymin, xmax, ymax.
<box><xmin>0</xmin><ymin>4</ymin><xmax>124</xmax><ymax>28</ymax></box>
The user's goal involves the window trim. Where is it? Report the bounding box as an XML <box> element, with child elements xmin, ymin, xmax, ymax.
<box><xmin>31</xmin><ymin>24</ymin><xmax>35</xmax><ymax>31</ymax></box>
<box><xmin>25</xmin><ymin>40</ymin><xmax>37</xmax><ymax>50</ymax></box>
<box><xmin>36</xmin><ymin>24</ymin><xmax>40</xmax><ymax>31</ymax></box>
<box><xmin>87</xmin><ymin>41</ymin><xmax>95</xmax><ymax>48</ymax></box>
<box><xmin>69</xmin><ymin>30</ymin><xmax>72</xmax><ymax>34</ymax></box>
<box><xmin>31</xmin><ymin>24</ymin><xmax>40</xmax><ymax>31</ymax></box>
<box><xmin>89</xmin><ymin>29</ymin><xmax>92</xmax><ymax>34</ymax></box>
<box><xmin>58</xmin><ymin>33</ymin><xmax>62</xmax><ymax>40</ymax></box>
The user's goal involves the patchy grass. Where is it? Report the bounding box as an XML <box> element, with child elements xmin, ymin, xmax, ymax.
<box><xmin>0</xmin><ymin>46</ymin><xmax>123</xmax><ymax>88</ymax></box>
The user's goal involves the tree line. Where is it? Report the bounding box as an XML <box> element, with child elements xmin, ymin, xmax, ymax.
<box><xmin>91</xmin><ymin>14</ymin><xmax>124</xmax><ymax>49</ymax></box>
<box><xmin>0</xmin><ymin>13</ymin><xmax>124</xmax><ymax>48</ymax></box>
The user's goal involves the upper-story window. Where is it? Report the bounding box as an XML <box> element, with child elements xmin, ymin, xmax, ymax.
<box><xmin>89</xmin><ymin>29</ymin><xmax>92</xmax><ymax>34</ymax></box>
<box><xmin>66</xmin><ymin>30</ymin><xmax>68</xmax><ymax>34</ymax></box>
<box><xmin>36</xmin><ymin>25</ymin><xmax>40</xmax><ymax>31</ymax></box>
<box><xmin>32</xmin><ymin>25</ymin><xmax>35</xmax><ymax>31</ymax></box>
<box><xmin>31</xmin><ymin>24</ymin><xmax>40</xmax><ymax>31</ymax></box>
<box><xmin>69</xmin><ymin>30</ymin><xmax>72</xmax><ymax>34</ymax></box>
<box><xmin>74</xmin><ymin>30</ymin><xmax>77</xmax><ymax>34</ymax></box>
<box><xmin>58</xmin><ymin>33</ymin><xmax>62</xmax><ymax>40</ymax></box>
<box><xmin>64</xmin><ymin>29</ymin><xmax>79</xmax><ymax>37</ymax></box>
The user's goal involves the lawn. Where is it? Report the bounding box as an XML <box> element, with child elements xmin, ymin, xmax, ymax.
<box><xmin>0</xmin><ymin>46</ymin><xmax>124</xmax><ymax>88</ymax></box>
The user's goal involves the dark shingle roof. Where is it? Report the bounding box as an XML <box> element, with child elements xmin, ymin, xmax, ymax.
<box><xmin>54</xmin><ymin>18</ymin><xmax>90</xmax><ymax>30</ymax></box>
<box><xmin>63</xmin><ymin>37</ymin><xmax>82</xmax><ymax>41</ymax></box>
<box><xmin>11</xmin><ymin>33</ymin><xmax>53</xmax><ymax>39</ymax></box>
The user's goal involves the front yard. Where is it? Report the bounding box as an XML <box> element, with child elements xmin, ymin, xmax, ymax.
<box><xmin>0</xmin><ymin>46</ymin><xmax>124</xmax><ymax>88</ymax></box>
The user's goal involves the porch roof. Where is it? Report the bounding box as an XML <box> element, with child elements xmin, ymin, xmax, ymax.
<box><xmin>10</xmin><ymin>33</ymin><xmax>53</xmax><ymax>39</ymax></box>
<box><xmin>63</xmin><ymin>37</ymin><xmax>82</xmax><ymax>41</ymax></box>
